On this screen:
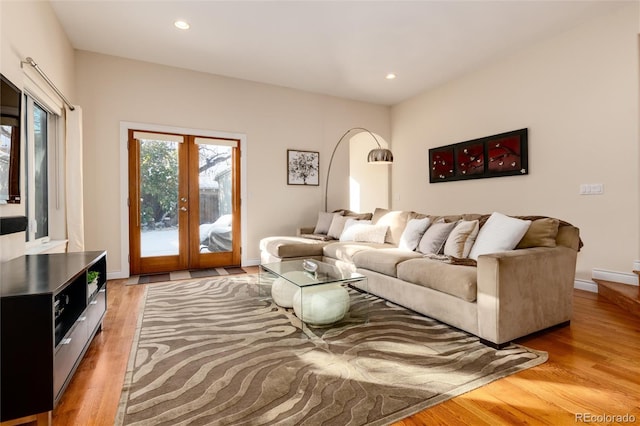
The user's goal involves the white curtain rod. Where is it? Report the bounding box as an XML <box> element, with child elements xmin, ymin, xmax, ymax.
<box><xmin>21</xmin><ymin>57</ymin><xmax>75</xmax><ymax>111</ymax></box>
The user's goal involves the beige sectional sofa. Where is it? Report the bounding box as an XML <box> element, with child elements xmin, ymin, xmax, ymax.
<box><xmin>259</xmin><ymin>208</ymin><xmax>581</xmax><ymax>348</ymax></box>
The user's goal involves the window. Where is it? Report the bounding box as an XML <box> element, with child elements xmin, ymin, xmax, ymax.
<box><xmin>25</xmin><ymin>95</ymin><xmax>59</xmax><ymax>244</ymax></box>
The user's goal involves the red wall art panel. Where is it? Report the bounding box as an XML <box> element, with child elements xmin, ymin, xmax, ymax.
<box><xmin>455</xmin><ymin>142</ymin><xmax>484</xmax><ymax>177</ymax></box>
<box><xmin>429</xmin><ymin>147</ymin><xmax>455</xmax><ymax>181</ymax></box>
<box><xmin>429</xmin><ymin>128</ymin><xmax>528</xmax><ymax>183</ymax></box>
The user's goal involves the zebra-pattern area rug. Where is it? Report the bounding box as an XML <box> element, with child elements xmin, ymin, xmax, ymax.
<box><xmin>116</xmin><ymin>275</ymin><xmax>547</xmax><ymax>426</ymax></box>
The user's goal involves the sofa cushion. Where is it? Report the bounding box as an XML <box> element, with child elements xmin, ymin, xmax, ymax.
<box><xmin>371</xmin><ymin>208</ymin><xmax>413</xmax><ymax>246</ymax></box>
<box><xmin>341</xmin><ymin>210</ymin><xmax>373</xmax><ymax>220</ymax></box>
<box><xmin>323</xmin><ymin>241</ymin><xmax>389</xmax><ymax>264</ymax></box>
<box><xmin>299</xmin><ymin>233</ymin><xmax>334</xmax><ymax>241</ymax></box>
<box><xmin>260</xmin><ymin>236</ymin><xmax>327</xmax><ymax>258</ymax></box>
<box><xmin>516</xmin><ymin>218</ymin><xmax>559</xmax><ymax>249</ymax></box>
<box><xmin>353</xmin><ymin>248</ymin><xmax>422</xmax><ymax>277</ymax></box>
<box><xmin>441</xmin><ymin>214</ymin><xmax>465</xmax><ymax>223</ymax></box>
<box><xmin>397</xmin><ymin>258</ymin><xmax>477</xmax><ymax>302</ymax></box>
<box><xmin>556</xmin><ymin>225</ymin><xmax>581</xmax><ymax>250</ymax></box>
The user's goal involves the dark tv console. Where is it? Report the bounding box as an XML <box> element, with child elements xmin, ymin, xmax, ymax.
<box><xmin>1</xmin><ymin>251</ymin><xmax>107</xmax><ymax>423</ymax></box>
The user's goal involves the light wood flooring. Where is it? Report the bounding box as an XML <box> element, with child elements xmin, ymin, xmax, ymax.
<box><xmin>52</xmin><ymin>274</ymin><xmax>640</xmax><ymax>426</ymax></box>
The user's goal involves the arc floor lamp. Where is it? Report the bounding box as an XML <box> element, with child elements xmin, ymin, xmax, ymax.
<box><xmin>324</xmin><ymin>127</ymin><xmax>394</xmax><ymax>212</ymax></box>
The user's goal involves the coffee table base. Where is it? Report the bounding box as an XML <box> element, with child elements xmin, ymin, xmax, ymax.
<box><xmin>259</xmin><ymin>261</ymin><xmax>369</xmax><ymax>337</ymax></box>
<box><xmin>292</xmin><ymin>284</ymin><xmax>350</xmax><ymax>326</ymax></box>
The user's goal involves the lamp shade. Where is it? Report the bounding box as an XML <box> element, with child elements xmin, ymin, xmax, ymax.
<box><xmin>367</xmin><ymin>148</ymin><xmax>394</xmax><ymax>164</ymax></box>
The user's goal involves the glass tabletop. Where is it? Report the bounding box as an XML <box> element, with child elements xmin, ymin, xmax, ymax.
<box><xmin>260</xmin><ymin>259</ymin><xmax>365</xmax><ymax>288</ymax></box>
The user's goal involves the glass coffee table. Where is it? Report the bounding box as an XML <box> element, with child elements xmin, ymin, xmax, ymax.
<box><xmin>259</xmin><ymin>259</ymin><xmax>369</xmax><ymax>336</ymax></box>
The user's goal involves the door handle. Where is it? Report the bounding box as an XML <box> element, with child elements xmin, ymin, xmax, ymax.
<box><xmin>180</xmin><ymin>206</ymin><xmax>188</xmax><ymax>212</ymax></box>
<box><xmin>181</xmin><ymin>197</ymin><xmax>187</xmax><ymax>202</ymax></box>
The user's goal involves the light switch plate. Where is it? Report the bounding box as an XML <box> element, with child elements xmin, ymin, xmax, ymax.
<box><xmin>580</xmin><ymin>183</ymin><xmax>603</xmax><ymax>195</ymax></box>
<box><xmin>590</xmin><ymin>183</ymin><xmax>603</xmax><ymax>194</ymax></box>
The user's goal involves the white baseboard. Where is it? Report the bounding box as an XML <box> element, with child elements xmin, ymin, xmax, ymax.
<box><xmin>592</xmin><ymin>268</ymin><xmax>639</xmax><ymax>286</ymax></box>
<box><xmin>107</xmin><ymin>271</ymin><xmax>129</xmax><ymax>280</ymax></box>
<box><xmin>574</xmin><ymin>279</ymin><xmax>598</xmax><ymax>293</ymax></box>
<box><xmin>106</xmin><ymin>261</ymin><xmax>262</xmax><ymax>281</ymax></box>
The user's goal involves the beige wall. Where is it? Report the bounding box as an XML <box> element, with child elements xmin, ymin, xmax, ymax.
<box><xmin>0</xmin><ymin>0</ymin><xmax>75</xmax><ymax>262</ymax></box>
<box><xmin>75</xmin><ymin>51</ymin><xmax>390</xmax><ymax>275</ymax></box>
<box><xmin>349</xmin><ymin>131</ymin><xmax>391</xmax><ymax>213</ymax></box>
<box><xmin>391</xmin><ymin>4</ymin><xmax>639</xmax><ymax>281</ymax></box>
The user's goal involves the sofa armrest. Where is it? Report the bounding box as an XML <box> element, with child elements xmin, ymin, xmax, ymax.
<box><xmin>297</xmin><ymin>226</ymin><xmax>315</xmax><ymax>236</ymax></box>
<box><xmin>476</xmin><ymin>246</ymin><xmax>577</xmax><ymax>345</ymax></box>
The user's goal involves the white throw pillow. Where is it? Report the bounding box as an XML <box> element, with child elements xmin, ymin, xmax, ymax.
<box><xmin>339</xmin><ymin>219</ymin><xmax>372</xmax><ymax>242</ymax></box>
<box><xmin>468</xmin><ymin>212</ymin><xmax>532</xmax><ymax>260</ymax></box>
<box><xmin>398</xmin><ymin>218</ymin><xmax>431</xmax><ymax>251</ymax></box>
<box><xmin>313</xmin><ymin>211</ymin><xmax>341</xmax><ymax>235</ymax></box>
<box><xmin>352</xmin><ymin>225</ymin><xmax>389</xmax><ymax>244</ymax></box>
<box><xmin>443</xmin><ymin>220</ymin><xmax>479</xmax><ymax>258</ymax></box>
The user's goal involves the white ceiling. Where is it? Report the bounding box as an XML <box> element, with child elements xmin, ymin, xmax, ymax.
<box><xmin>50</xmin><ymin>1</ymin><xmax>626</xmax><ymax>106</ymax></box>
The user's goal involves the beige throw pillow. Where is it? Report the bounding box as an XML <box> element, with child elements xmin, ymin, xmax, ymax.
<box><xmin>372</xmin><ymin>209</ymin><xmax>412</xmax><ymax>245</ymax></box>
<box><xmin>516</xmin><ymin>218</ymin><xmax>559</xmax><ymax>248</ymax></box>
<box><xmin>418</xmin><ymin>221</ymin><xmax>457</xmax><ymax>254</ymax></box>
<box><xmin>313</xmin><ymin>211</ymin><xmax>341</xmax><ymax>235</ymax></box>
<box><xmin>443</xmin><ymin>220</ymin><xmax>480</xmax><ymax>258</ymax></box>
<box><xmin>327</xmin><ymin>215</ymin><xmax>351</xmax><ymax>239</ymax></box>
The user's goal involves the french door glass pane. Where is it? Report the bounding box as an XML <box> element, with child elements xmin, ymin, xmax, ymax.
<box><xmin>198</xmin><ymin>143</ymin><xmax>232</xmax><ymax>253</ymax></box>
<box><xmin>33</xmin><ymin>103</ymin><xmax>48</xmax><ymax>240</ymax></box>
<box><xmin>139</xmin><ymin>138</ymin><xmax>179</xmax><ymax>257</ymax></box>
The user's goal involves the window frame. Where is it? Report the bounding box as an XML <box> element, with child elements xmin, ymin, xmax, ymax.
<box><xmin>23</xmin><ymin>93</ymin><xmax>61</xmax><ymax>248</ymax></box>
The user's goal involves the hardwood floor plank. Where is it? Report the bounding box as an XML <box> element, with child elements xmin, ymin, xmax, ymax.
<box><xmin>52</xmin><ymin>282</ymin><xmax>640</xmax><ymax>425</ymax></box>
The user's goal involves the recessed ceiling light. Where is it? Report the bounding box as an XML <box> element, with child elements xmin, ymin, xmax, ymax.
<box><xmin>174</xmin><ymin>20</ymin><xmax>190</xmax><ymax>30</ymax></box>
<box><xmin>385</xmin><ymin>73</ymin><xmax>397</xmax><ymax>80</ymax></box>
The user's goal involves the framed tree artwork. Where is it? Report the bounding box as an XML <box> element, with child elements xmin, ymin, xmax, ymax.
<box><xmin>287</xmin><ymin>149</ymin><xmax>319</xmax><ymax>185</ymax></box>
<box><xmin>429</xmin><ymin>128</ymin><xmax>528</xmax><ymax>183</ymax></box>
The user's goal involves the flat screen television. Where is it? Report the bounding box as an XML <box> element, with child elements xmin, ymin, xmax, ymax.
<box><xmin>0</xmin><ymin>73</ymin><xmax>21</xmax><ymax>203</ymax></box>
